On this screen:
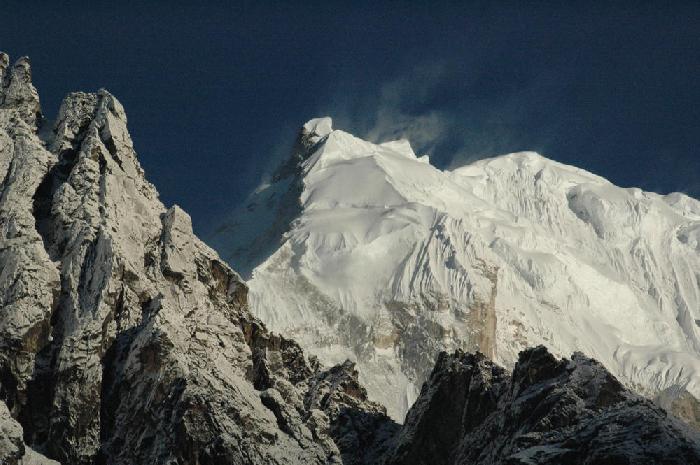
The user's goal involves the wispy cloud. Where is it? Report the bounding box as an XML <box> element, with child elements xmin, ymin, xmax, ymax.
<box><xmin>332</xmin><ymin>59</ymin><xmax>559</xmax><ymax>170</ymax></box>
<box><xmin>363</xmin><ymin>63</ymin><xmax>449</xmax><ymax>155</ymax></box>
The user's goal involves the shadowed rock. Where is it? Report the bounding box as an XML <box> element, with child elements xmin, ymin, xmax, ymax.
<box><xmin>383</xmin><ymin>346</ymin><xmax>700</xmax><ymax>465</ymax></box>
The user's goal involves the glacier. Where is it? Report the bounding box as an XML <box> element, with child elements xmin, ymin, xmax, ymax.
<box><xmin>209</xmin><ymin>117</ymin><xmax>700</xmax><ymax>422</ymax></box>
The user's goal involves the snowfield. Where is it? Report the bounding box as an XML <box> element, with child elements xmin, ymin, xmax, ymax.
<box><xmin>210</xmin><ymin>117</ymin><xmax>700</xmax><ymax>421</ymax></box>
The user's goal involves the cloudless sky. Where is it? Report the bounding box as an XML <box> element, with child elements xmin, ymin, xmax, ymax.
<box><xmin>3</xmin><ymin>1</ymin><xmax>699</xmax><ymax>234</ymax></box>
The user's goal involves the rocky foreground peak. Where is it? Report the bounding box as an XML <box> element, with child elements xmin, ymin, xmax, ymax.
<box><xmin>384</xmin><ymin>346</ymin><xmax>700</xmax><ymax>465</ymax></box>
<box><xmin>0</xmin><ymin>52</ymin><xmax>392</xmax><ymax>465</ymax></box>
<box><xmin>1</xmin><ymin>52</ymin><xmax>700</xmax><ymax>465</ymax></box>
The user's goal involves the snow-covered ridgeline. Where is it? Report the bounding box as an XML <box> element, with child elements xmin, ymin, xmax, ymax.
<box><xmin>211</xmin><ymin>117</ymin><xmax>700</xmax><ymax>421</ymax></box>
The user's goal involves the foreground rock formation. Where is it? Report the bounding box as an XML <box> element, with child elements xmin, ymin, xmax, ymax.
<box><xmin>1</xmin><ymin>52</ymin><xmax>699</xmax><ymax>464</ymax></box>
<box><xmin>383</xmin><ymin>346</ymin><xmax>700</xmax><ymax>465</ymax></box>
<box><xmin>0</xmin><ymin>52</ymin><xmax>394</xmax><ymax>465</ymax></box>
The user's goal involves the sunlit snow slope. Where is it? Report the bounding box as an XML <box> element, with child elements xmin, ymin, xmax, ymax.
<box><xmin>209</xmin><ymin>117</ymin><xmax>700</xmax><ymax>421</ymax></box>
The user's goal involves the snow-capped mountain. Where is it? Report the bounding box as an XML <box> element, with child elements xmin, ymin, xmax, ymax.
<box><xmin>210</xmin><ymin>117</ymin><xmax>700</xmax><ymax>421</ymax></box>
<box><xmin>3</xmin><ymin>52</ymin><xmax>700</xmax><ymax>465</ymax></box>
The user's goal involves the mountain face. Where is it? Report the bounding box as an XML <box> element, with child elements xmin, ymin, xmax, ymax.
<box><xmin>0</xmin><ymin>53</ymin><xmax>395</xmax><ymax>465</ymax></box>
<box><xmin>2</xmin><ymin>52</ymin><xmax>700</xmax><ymax>465</ymax></box>
<box><xmin>209</xmin><ymin>117</ymin><xmax>700</xmax><ymax>422</ymax></box>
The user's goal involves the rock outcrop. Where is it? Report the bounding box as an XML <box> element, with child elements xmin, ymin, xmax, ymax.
<box><xmin>383</xmin><ymin>346</ymin><xmax>700</xmax><ymax>465</ymax></box>
<box><xmin>0</xmin><ymin>53</ymin><xmax>41</xmax><ymax>127</ymax></box>
<box><xmin>0</xmin><ymin>401</ymin><xmax>58</xmax><ymax>465</ymax></box>
<box><xmin>0</xmin><ymin>53</ymin><xmax>394</xmax><ymax>465</ymax></box>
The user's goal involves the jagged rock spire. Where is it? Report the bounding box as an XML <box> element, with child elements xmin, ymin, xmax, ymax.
<box><xmin>0</xmin><ymin>54</ymin><xmax>394</xmax><ymax>465</ymax></box>
<box><xmin>0</xmin><ymin>53</ymin><xmax>41</xmax><ymax>127</ymax></box>
<box><xmin>0</xmin><ymin>52</ymin><xmax>9</xmax><ymax>85</ymax></box>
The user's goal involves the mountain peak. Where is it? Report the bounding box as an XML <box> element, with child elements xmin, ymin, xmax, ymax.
<box><xmin>0</xmin><ymin>52</ymin><xmax>9</xmax><ymax>78</ymax></box>
<box><xmin>302</xmin><ymin>116</ymin><xmax>333</xmax><ymax>141</ymax></box>
<box><xmin>212</xmin><ymin>117</ymin><xmax>700</xmax><ymax>422</ymax></box>
<box><xmin>0</xmin><ymin>52</ymin><xmax>41</xmax><ymax>127</ymax></box>
<box><xmin>3</xmin><ymin>52</ymin><xmax>700</xmax><ymax>465</ymax></box>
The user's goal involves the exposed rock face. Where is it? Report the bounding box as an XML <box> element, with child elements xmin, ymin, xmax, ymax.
<box><xmin>655</xmin><ymin>386</ymin><xmax>700</xmax><ymax>431</ymax></box>
<box><xmin>0</xmin><ymin>401</ymin><xmax>58</xmax><ymax>465</ymax></box>
<box><xmin>383</xmin><ymin>346</ymin><xmax>700</xmax><ymax>465</ymax></box>
<box><xmin>0</xmin><ymin>53</ymin><xmax>394</xmax><ymax>465</ymax></box>
<box><xmin>0</xmin><ymin>53</ymin><xmax>59</xmax><ymax>421</ymax></box>
<box><xmin>0</xmin><ymin>53</ymin><xmax>41</xmax><ymax>127</ymax></box>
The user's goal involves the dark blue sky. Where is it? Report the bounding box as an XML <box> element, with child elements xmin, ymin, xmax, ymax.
<box><xmin>3</xmin><ymin>1</ymin><xmax>699</xmax><ymax>233</ymax></box>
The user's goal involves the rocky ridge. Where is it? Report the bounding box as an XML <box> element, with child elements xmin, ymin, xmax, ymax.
<box><xmin>0</xmin><ymin>52</ymin><xmax>394</xmax><ymax>465</ymax></box>
<box><xmin>383</xmin><ymin>346</ymin><xmax>700</xmax><ymax>465</ymax></box>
